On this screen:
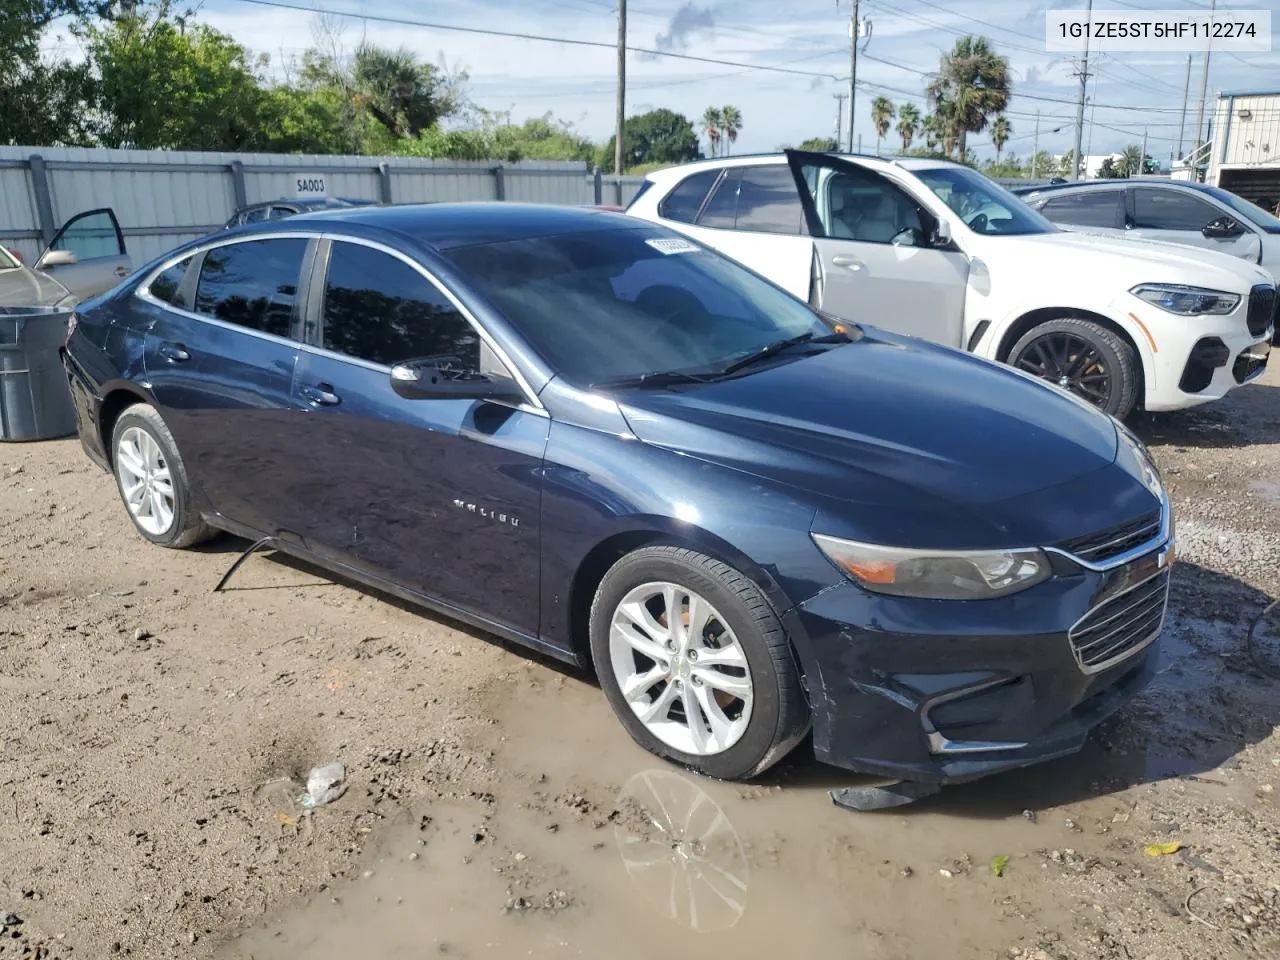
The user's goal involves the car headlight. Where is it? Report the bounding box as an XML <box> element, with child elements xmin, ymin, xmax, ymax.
<box><xmin>1130</xmin><ymin>283</ymin><xmax>1241</xmax><ymax>316</ymax></box>
<box><xmin>810</xmin><ymin>534</ymin><xmax>1051</xmax><ymax>600</ymax></box>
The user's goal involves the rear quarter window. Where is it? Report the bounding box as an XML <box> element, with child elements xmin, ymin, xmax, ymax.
<box><xmin>657</xmin><ymin>169</ymin><xmax>721</xmax><ymax>223</ymax></box>
<box><xmin>147</xmin><ymin>256</ymin><xmax>195</xmax><ymax>309</ymax></box>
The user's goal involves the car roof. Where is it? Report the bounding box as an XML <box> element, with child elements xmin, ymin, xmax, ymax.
<box><xmin>641</xmin><ymin>151</ymin><xmax>968</xmax><ymax>182</ymax></box>
<box><xmin>1016</xmin><ymin>179</ymin><xmax>1209</xmax><ymax>199</ymax></box>
<box><xmin>243</xmin><ymin>201</ymin><xmax>641</xmax><ymax>251</ymax></box>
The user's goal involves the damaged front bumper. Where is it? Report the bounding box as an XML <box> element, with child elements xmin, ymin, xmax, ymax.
<box><xmin>785</xmin><ymin>544</ymin><xmax>1170</xmax><ymax>786</ymax></box>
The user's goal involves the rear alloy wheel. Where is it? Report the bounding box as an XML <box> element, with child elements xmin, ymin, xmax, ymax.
<box><xmin>590</xmin><ymin>546</ymin><xmax>809</xmax><ymax>781</ymax></box>
<box><xmin>110</xmin><ymin>403</ymin><xmax>216</xmax><ymax>548</ymax></box>
<box><xmin>1007</xmin><ymin>317</ymin><xmax>1140</xmax><ymax>419</ymax></box>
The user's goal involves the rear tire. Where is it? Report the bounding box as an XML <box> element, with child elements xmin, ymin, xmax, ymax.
<box><xmin>1007</xmin><ymin>317</ymin><xmax>1140</xmax><ymax>420</ymax></box>
<box><xmin>110</xmin><ymin>403</ymin><xmax>216</xmax><ymax>549</ymax></box>
<box><xmin>589</xmin><ymin>546</ymin><xmax>809</xmax><ymax>781</ymax></box>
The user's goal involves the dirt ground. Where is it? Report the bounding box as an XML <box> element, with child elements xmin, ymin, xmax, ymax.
<box><xmin>2</xmin><ymin>368</ymin><xmax>1279</xmax><ymax>960</ymax></box>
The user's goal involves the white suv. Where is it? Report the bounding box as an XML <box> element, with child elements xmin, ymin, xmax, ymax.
<box><xmin>625</xmin><ymin>151</ymin><xmax>1275</xmax><ymax>419</ymax></box>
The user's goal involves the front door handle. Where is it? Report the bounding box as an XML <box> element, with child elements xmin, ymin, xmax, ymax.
<box><xmin>113</xmin><ymin>264</ymin><xmax>130</xmax><ymax>276</ymax></box>
<box><xmin>831</xmin><ymin>254</ymin><xmax>864</xmax><ymax>271</ymax></box>
<box><xmin>158</xmin><ymin>341</ymin><xmax>190</xmax><ymax>362</ymax></box>
<box><xmin>300</xmin><ymin>383</ymin><xmax>341</xmax><ymax>407</ymax></box>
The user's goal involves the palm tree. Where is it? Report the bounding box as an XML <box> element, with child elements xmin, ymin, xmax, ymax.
<box><xmin>922</xmin><ymin>112</ymin><xmax>940</xmax><ymax>151</ymax></box>
<box><xmin>896</xmin><ymin>103</ymin><xmax>921</xmax><ymax>152</ymax></box>
<box><xmin>870</xmin><ymin>96</ymin><xmax>894</xmax><ymax>155</ymax></box>
<box><xmin>701</xmin><ymin>106</ymin><xmax>723</xmax><ymax>157</ymax></box>
<box><xmin>929</xmin><ymin>94</ymin><xmax>958</xmax><ymax>157</ymax></box>
<box><xmin>1118</xmin><ymin>144</ymin><xmax>1143</xmax><ymax>177</ymax></box>
<box><xmin>719</xmin><ymin>105</ymin><xmax>743</xmax><ymax>155</ymax></box>
<box><xmin>991</xmin><ymin>114</ymin><xmax>1011</xmax><ymax>161</ymax></box>
<box><xmin>927</xmin><ymin>35</ymin><xmax>1010</xmax><ymax>160</ymax></box>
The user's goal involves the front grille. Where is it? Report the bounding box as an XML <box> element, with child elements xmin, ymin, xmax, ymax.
<box><xmin>1069</xmin><ymin>569</ymin><xmax>1170</xmax><ymax>671</ymax></box>
<box><xmin>1060</xmin><ymin>511</ymin><xmax>1161</xmax><ymax>564</ymax></box>
<box><xmin>1247</xmin><ymin>284</ymin><xmax>1277</xmax><ymax>339</ymax></box>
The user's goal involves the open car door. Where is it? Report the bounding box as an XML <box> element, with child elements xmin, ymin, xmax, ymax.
<box><xmin>783</xmin><ymin>150</ymin><xmax>969</xmax><ymax>348</ymax></box>
<box><xmin>35</xmin><ymin>208</ymin><xmax>132</xmax><ymax>300</ymax></box>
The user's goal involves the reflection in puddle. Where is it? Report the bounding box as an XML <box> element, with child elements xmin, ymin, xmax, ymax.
<box><xmin>613</xmin><ymin>770</ymin><xmax>748</xmax><ymax>933</ymax></box>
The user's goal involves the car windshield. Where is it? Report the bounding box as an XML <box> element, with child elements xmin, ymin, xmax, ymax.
<box><xmin>914</xmin><ymin>167</ymin><xmax>1057</xmax><ymax>236</ymax></box>
<box><xmin>443</xmin><ymin>226</ymin><xmax>839</xmax><ymax>388</ymax></box>
<box><xmin>1199</xmin><ymin>185</ymin><xmax>1280</xmax><ymax>233</ymax></box>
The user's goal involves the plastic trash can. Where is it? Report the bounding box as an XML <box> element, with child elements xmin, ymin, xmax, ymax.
<box><xmin>0</xmin><ymin>306</ymin><xmax>77</xmax><ymax>442</ymax></box>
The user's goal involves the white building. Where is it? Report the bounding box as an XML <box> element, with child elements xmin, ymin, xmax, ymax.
<box><xmin>1202</xmin><ymin>89</ymin><xmax>1280</xmax><ymax>204</ymax></box>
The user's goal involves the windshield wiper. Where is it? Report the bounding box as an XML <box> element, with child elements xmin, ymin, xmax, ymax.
<box><xmin>589</xmin><ymin>369</ymin><xmax>715</xmax><ymax>390</ymax></box>
<box><xmin>715</xmin><ymin>331</ymin><xmax>850</xmax><ymax>377</ymax></box>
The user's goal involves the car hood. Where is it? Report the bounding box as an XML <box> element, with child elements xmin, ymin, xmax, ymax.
<box><xmin>0</xmin><ymin>265</ymin><xmax>74</xmax><ymax>308</ymax></box>
<box><xmin>616</xmin><ymin>331</ymin><xmax>1133</xmax><ymax>548</ymax></box>
<box><xmin>1017</xmin><ymin>230</ymin><xmax>1271</xmax><ymax>289</ymax></box>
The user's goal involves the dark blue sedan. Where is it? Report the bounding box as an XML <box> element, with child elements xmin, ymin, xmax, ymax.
<box><xmin>60</xmin><ymin>203</ymin><xmax>1175</xmax><ymax>789</ymax></box>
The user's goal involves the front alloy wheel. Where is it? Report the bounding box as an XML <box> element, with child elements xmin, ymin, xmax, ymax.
<box><xmin>608</xmin><ymin>581</ymin><xmax>754</xmax><ymax>756</ymax></box>
<box><xmin>590</xmin><ymin>546</ymin><xmax>809</xmax><ymax>781</ymax></box>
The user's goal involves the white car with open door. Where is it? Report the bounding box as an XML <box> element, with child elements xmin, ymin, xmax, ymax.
<box><xmin>626</xmin><ymin>151</ymin><xmax>1275</xmax><ymax>419</ymax></box>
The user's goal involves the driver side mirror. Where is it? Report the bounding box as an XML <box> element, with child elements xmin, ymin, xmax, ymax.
<box><xmin>930</xmin><ymin>218</ymin><xmax>954</xmax><ymax>248</ymax></box>
<box><xmin>389</xmin><ymin>356</ymin><xmax>524</xmax><ymax>403</ymax></box>
<box><xmin>1202</xmin><ymin>216</ymin><xmax>1244</xmax><ymax>239</ymax></box>
<box><xmin>37</xmin><ymin>249</ymin><xmax>78</xmax><ymax>269</ymax></box>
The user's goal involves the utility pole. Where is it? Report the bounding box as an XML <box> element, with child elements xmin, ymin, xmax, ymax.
<box><xmin>1141</xmin><ymin>128</ymin><xmax>1148</xmax><ymax>174</ymax></box>
<box><xmin>833</xmin><ymin>92</ymin><xmax>848</xmax><ymax>149</ymax></box>
<box><xmin>1070</xmin><ymin>0</ymin><xmax>1093</xmax><ymax>180</ymax></box>
<box><xmin>614</xmin><ymin>0</ymin><xmax>626</xmax><ymax>176</ymax></box>
<box><xmin>1176</xmin><ymin>53</ymin><xmax>1192</xmax><ymax>160</ymax></box>
<box><xmin>1031</xmin><ymin>110</ymin><xmax>1040</xmax><ymax>178</ymax></box>
<box><xmin>1192</xmin><ymin>0</ymin><xmax>1217</xmax><ymax>179</ymax></box>
<box><xmin>848</xmin><ymin>0</ymin><xmax>860</xmax><ymax>152</ymax></box>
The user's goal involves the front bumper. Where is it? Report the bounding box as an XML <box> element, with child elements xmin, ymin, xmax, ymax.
<box><xmin>787</xmin><ymin>541</ymin><xmax>1171</xmax><ymax>785</ymax></box>
<box><xmin>1132</xmin><ymin>291</ymin><xmax>1274</xmax><ymax>412</ymax></box>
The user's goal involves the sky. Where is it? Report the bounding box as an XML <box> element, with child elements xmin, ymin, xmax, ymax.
<box><xmin>44</xmin><ymin>0</ymin><xmax>1280</xmax><ymax>161</ymax></box>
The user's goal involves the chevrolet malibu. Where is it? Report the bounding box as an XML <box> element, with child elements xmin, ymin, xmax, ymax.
<box><xmin>61</xmin><ymin>203</ymin><xmax>1174</xmax><ymax>789</ymax></box>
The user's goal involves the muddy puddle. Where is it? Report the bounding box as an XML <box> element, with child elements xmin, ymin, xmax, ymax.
<box><xmin>219</xmin><ymin>590</ymin><xmax>1275</xmax><ymax>960</ymax></box>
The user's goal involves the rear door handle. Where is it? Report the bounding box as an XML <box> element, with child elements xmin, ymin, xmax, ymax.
<box><xmin>113</xmin><ymin>265</ymin><xmax>130</xmax><ymax>276</ymax></box>
<box><xmin>831</xmin><ymin>254</ymin><xmax>864</xmax><ymax>270</ymax></box>
<box><xmin>300</xmin><ymin>383</ymin><xmax>341</xmax><ymax>407</ymax></box>
<box><xmin>158</xmin><ymin>341</ymin><xmax>190</xmax><ymax>362</ymax></box>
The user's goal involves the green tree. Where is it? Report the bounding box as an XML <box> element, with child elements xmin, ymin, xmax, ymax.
<box><xmin>896</xmin><ymin>103</ymin><xmax>921</xmax><ymax>152</ymax></box>
<box><xmin>600</xmin><ymin>108</ymin><xmax>701</xmax><ymax>170</ymax></box>
<box><xmin>1117</xmin><ymin>144</ymin><xmax>1143</xmax><ymax>177</ymax></box>
<box><xmin>927</xmin><ymin>35</ymin><xmax>1010</xmax><ymax>160</ymax></box>
<box><xmin>1097</xmin><ymin>156</ymin><xmax>1120</xmax><ymax>178</ymax></box>
<box><xmin>796</xmin><ymin>136</ymin><xmax>838</xmax><ymax>151</ymax></box>
<box><xmin>84</xmin><ymin>8</ymin><xmax>277</xmax><ymax>150</ymax></box>
<box><xmin>700</xmin><ymin>106</ymin><xmax>722</xmax><ymax>157</ymax></box>
<box><xmin>870</xmin><ymin>96</ymin><xmax>894</xmax><ymax>155</ymax></box>
<box><xmin>1028</xmin><ymin>149</ymin><xmax>1054</xmax><ymax>178</ymax></box>
<box><xmin>983</xmin><ymin>153</ymin><xmax>1024</xmax><ymax>178</ymax></box>
<box><xmin>1</xmin><ymin>0</ymin><xmax>108</xmax><ymax>145</ymax></box>
<box><xmin>720</xmin><ymin>105</ymin><xmax>742</xmax><ymax>155</ymax></box>
<box><xmin>1058</xmin><ymin>149</ymin><xmax>1075</xmax><ymax>177</ymax></box>
<box><xmin>990</xmin><ymin>114</ymin><xmax>1011</xmax><ymax>161</ymax></box>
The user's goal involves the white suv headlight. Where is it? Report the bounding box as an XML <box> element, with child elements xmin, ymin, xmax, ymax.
<box><xmin>811</xmin><ymin>534</ymin><xmax>1051</xmax><ymax>600</ymax></box>
<box><xmin>1130</xmin><ymin>283</ymin><xmax>1241</xmax><ymax>316</ymax></box>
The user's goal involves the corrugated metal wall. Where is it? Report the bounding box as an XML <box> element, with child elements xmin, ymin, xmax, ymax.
<box><xmin>0</xmin><ymin>146</ymin><xmax>647</xmax><ymax>264</ymax></box>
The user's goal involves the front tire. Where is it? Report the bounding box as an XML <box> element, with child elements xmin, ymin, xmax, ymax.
<box><xmin>589</xmin><ymin>546</ymin><xmax>809</xmax><ymax>781</ymax></box>
<box><xmin>110</xmin><ymin>403</ymin><xmax>216</xmax><ymax>548</ymax></box>
<box><xmin>1007</xmin><ymin>317</ymin><xmax>1140</xmax><ymax>419</ymax></box>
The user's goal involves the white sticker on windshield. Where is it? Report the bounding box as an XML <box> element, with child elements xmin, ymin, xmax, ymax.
<box><xmin>645</xmin><ymin>237</ymin><xmax>700</xmax><ymax>255</ymax></box>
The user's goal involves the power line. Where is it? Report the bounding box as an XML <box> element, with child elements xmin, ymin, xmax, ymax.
<box><xmin>225</xmin><ymin>0</ymin><xmax>847</xmax><ymax>80</ymax></box>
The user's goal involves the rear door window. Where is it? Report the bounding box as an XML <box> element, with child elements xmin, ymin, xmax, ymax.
<box><xmin>731</xmin><ymin>165</ymin><xmax>805</xmax><ymax>235</ymax></box>
<box><xmin>193</xmin><ymin>238</ymin><xmax>308</xmax><ymax>338</ymax></box>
